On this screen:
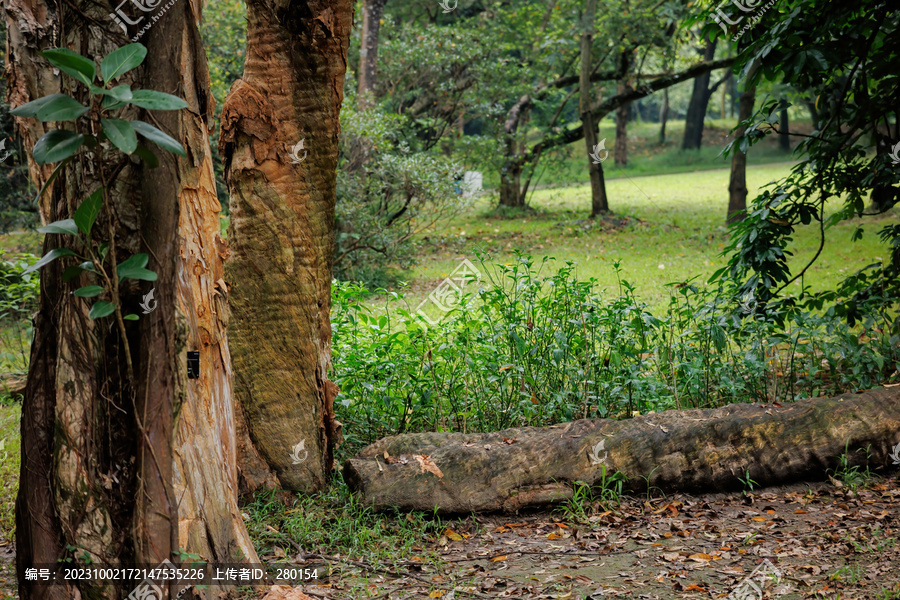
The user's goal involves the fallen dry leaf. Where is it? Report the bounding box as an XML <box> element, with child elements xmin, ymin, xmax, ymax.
<box><xmin>414</xmin><ymin>454</ymin><xmax>444</xmax><ymax>478</ymax></box>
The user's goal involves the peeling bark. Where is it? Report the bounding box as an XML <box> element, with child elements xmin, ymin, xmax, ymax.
<box><xmin>345</xmin><ymin>388</ymin><xmax>900</xmax><ymax>514</ymax></box>
<box><xmin>7</xmin><ymin>0</ymin><xmax>257</xmax><ymax>595</ymax></box>
<box><xmin>220</xmin><ymin>0</ymin><xmax>352</xmax><ymax>493</ymax></box>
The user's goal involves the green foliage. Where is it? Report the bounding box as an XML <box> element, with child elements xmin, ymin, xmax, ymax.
<box><xmin>563</xmin><ymin>466</ymin><xmax>627</xmax><ymax>520</ymax></box>
<box><xmin>331</xmin><ymin>254</ymin><xmax>899</xmax><ymax>459</ymax></box>
<box><xmin>738</xmin><ymin>470</ymin><xmax>758</xmax><ymax>495</ymax></box>
<box><xmin>13</xmin><ymin>43</ymin><xmax>186</xmax><ymax>321</ymax></box>
<box><xmin>0</xmin><ymin>252</ymin><xmax>38</xmax><ymax>373</ymax></box>
<box><xmin>828</xmin><ymin>441</ymin><xmax>873</xmax><ymax>492</ymax></box>
<box><xmin>335</xmin><ymin>102</ymin><xmax>467</xmax><ymax>286</ymax></box>
<box><xmin>707</xmin><ymin>0</ymin><xmax>900</xmax><ymax>329</ymax></box>
<box><xmin>243</xmin><ymin>483</ymin><xmax>445</xmax><ymax>566</ymax></box>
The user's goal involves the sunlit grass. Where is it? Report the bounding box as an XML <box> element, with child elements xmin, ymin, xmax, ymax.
<box><xmin>409</xmin><ymin>162</ymin><xmax>892</xmax><ymax>312</ymax></box>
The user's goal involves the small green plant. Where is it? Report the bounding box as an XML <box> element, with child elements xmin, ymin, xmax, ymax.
<box><xmin>828</xmin><ymin>441</ymin><xmax>873</xmax><ymax>491</ymax></box>
<box><xmin>12</xmin><ymin>43</ymin><xmax>187</xmax><ymax>377</ymax></box>
<box><xmin>830</xmin><ymin>562</ymin><xmax>865</xmax><ymax>584</ymax></box>
<box><xmin>563</xmin><ymin>466</ymin><xmax>626</xmax><ymax>520</ymax></box>
<box><xmin>738</xmin><ymin>470</ymin><xmax>758</xmax><ymax>495</ymax></box>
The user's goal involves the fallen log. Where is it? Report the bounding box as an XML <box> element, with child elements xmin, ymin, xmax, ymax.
<box><xmin>0</xmin><ymin>374</ymin><xmax>25</xmax><ymax>398</ymax></box>
<box><xmin>344</xmin><ymin>387</ymin><xmax>900</xmax><ymax>513</ymax></box>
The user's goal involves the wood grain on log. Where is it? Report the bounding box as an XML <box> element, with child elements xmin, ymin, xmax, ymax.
<box><xmin>344</xmin><ymin>387</ymin><xmax>900</xmax><ymax>514</ymax></box>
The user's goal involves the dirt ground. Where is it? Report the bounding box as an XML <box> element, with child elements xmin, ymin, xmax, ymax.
<box><xmin>292</xmin><ymin>478</ymin><xmax>900</xmax><ymax>600</ymax></box>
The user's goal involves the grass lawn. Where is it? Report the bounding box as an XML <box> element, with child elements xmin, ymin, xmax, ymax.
<box><xmin>408</xmin><ymin>162</ymin><xmax>893</xmax><ymax>312</ymax></box>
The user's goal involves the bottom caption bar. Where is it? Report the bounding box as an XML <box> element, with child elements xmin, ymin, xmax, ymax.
<box><xmin>24</xmin><ymin>560</ymin><xmax>321</xmax><ymax>588</ymax></box>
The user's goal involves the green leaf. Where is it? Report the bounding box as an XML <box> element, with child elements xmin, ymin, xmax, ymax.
<box><xmin>33</xmin><ymin>130</ymin><xmax>85</xmax><ymax>165</ymax></box>
<box><xmin>117</xmin><ymin>253</ymin><xmax>157</xmax><ymax>281</ymax></box>
<box><xmin>128</xmin><ymin>90</ymin><xmax>188</xmax><ymax>111</ymax></box>
<box><xmin>23</xmin><ymin>248</ymin><xmax>77</xmax><ymax>274</ymax></box>
<box><xmin>93</xmin><ymin>84</ymin><xmax>133</xmax><ymax>102</ymax></box>
<box><xmin>89</xmin><ymin>300</ymin><xmax>116</xmax><ymax>319</ymax></box>
<box><xmin>40</xmin><ymin>48</ymin><xmax>95</xmax><ymax>87</ymax></box>
<box><xmin>34</xmin><ymin>94</ymin><xmax>89</xmax><ymax>122</ymax></box>
<box><xmin>101</xmin><ymin>95</ymin><xmax>126</xmax><ymax>111</ymax></box>
<box><xmin>73</xmin><ymin>188</ymin><xmax>104</xmax><ymax>236</ymax></box>
<box><xmin>131</xmin><ymin>121</ymin><xmax>186</xmax><ymax>157</ymax></box>
<box><xmin>100</xmin><ymin>118</ymin><xmax>138</xmax><ymax>153</ymax></box>
<box><xmin>11</xmin><ymin>94</ymin><xmax>70</xmax><ymax>118</ymax></box>
<box><xmin>100</xmin><ymin>44</ymin><xmax>147</xmax><ymax>83</ymax></box>
<box><xmin>123</xmin><ymin>314</ymin><xmax>139</xmax><ymax>321</ymax></box>
<box><xmin>77</xmin><ymin>260</ymin><xmax>98</xmax><ymax>273</ymax></box>
<box><xmin>74</xmin><ymin>285</ymin><xmax>104</xmax><ymax>298</ymax></box>
<box><xmin>132</xmin><ymin>144</ymin><xmax>159</xmax><ymax>168</ymax></box>
<box><xmin>38</xmin><ymin>218</ymin><xmax>79</xmax><ymax>236</ymax></box>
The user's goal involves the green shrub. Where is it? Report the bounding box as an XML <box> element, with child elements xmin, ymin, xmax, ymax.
<box><xmin>0</xmin><ymin>251</ymin><xmax>39</xmax><ymax>373</ymax></box>
<box><xmin>331</xmin><ymin>254</ymin><xmax>899</xmax><ymax>459</ymax></box>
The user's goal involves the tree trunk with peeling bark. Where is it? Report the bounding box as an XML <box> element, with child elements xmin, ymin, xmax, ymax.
<box><xmin>345</xmin><ymin>388</ymin><xmax>900</xmax><ymax>514</ymax></box>
<box><xmin>6</xmin><ymin>0</ymin><xmax>258</xmax><ymax>596</ymax></box>
<box><xmin>219</xmin><ymin>0</ymin><xmax>352</xmax><ymax>493</ymax></box>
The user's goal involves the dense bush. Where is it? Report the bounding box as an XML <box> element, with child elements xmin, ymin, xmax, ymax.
<box><xmin>331</xmin><ymin>255</ymin><xmax>899</xmax><ymax>458</ymax></box>
<box><xmin>0</xmin><ymin>252</ymin><xmax>39</xmax><ymax>373</ymax></box>
<box><xmin>334</xmin><ymin>102</ymin><xmax>468</xmax><ymax>287</ymax></box>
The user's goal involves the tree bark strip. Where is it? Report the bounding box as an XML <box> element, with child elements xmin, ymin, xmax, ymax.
<box><xmin>345</xmin><ymin>388</ymin><xmax>900</xmax><ymax>514</ymax></box>
<box><xmin>220</xmin><ymin>0</ymin><xmax>352</xmax><ymax>492</ymax></box>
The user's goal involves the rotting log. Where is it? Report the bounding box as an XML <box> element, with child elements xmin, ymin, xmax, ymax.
<box><xmin>344</xmin><ymin>387</ymin><xmax>900</xmax><ymax>514</ymax></box>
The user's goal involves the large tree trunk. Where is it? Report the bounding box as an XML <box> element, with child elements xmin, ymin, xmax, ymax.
<box><xmin>220</xmin><ymin>0</ymin><xmax>352</xmax><ymax>493</ymax></box>
<box><xmin>345</xmin><ymin>387</ymin><xmax>900</xmax><ymax>514</ymax></box>
<box><xmin>727</xmin><ymin>82</ymin><xmax>757</xmax><ymax>225</ymax></box>
<box><xmin>681</xmin><ymin>40</ymin><xmax>717</xmax><ymax>150</ymax></box>
<box><xmin>358</xmin><ymin>0</ymin><xmax>387</xmax><ymax>109</ymax></box>
<box><xmin>579</xmin><ymin>0</ymin><xmax>609</xmax><ymax>217</ymax></box>
<box><xmin>7</xmin><ymin>0</ymin><xmax>257</xmax><ymax>596</ymax></box>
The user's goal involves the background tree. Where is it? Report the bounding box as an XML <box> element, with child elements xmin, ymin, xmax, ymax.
<box><xmin>712</xmin><ymin>0</ymin><xmax>900</xmax><ymax>324</ymax></box>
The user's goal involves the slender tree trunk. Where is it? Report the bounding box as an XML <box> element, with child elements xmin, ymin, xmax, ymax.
<box><xmin>658</xmin><ymin>89</ymin><xmax>669</xmax><ymax>145</ymax></box>
<box><xmin>220</xmin><ymin>0</ymin><xmax>352</xmax><ymax>493</ymax></box>
<box><xmin>806</xmin><ymin>98</ymin><xmax>819</xmax><ymax>126</ymax></box>
<box><xmin>580</xmin><ymin>0</ymin><xmax>609</xmax><ymax>216</ymax></box>
<box><xmin>7</xmin><ymin>0</ymin><xmax>258</xmax><ymax>596</ymax></box>
<box><xmin>682</xmin><ymin>40</ymin><xmax>717</xmax><ymax>150</ymax></box>
<box><xmin>779</xmin><ymin>98</ymin><xmax>790</xmax><ymax>151</ymax></box>
<box><xmin>727</xmin><ymin>82</ymin><xmax>757</xmax><ymax>225</ymax></box>
<box><xmin>499</xmin><ymin>161</ymin><xmax>524</xmax><ymax>208</ymax></box>
<box><xmin>358</xmin><ymin>0</ymin><xmax>387</xmax><ymax>109</ymax></box>
<box><xmin>614</xmin><ymin>82</ymin><xmax>630</xmax><ymax>167</ymax></box>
